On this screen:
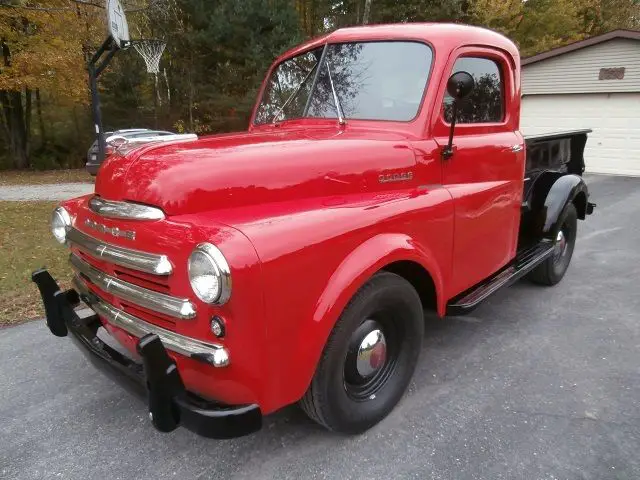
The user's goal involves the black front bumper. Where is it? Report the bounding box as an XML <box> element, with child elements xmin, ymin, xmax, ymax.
<box><xmin>32</xmin><ymin>269</ymin><xmax>262</xmax><ymax>439</ymax></box>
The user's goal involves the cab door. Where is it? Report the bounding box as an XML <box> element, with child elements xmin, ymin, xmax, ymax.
<box><xmin>433</xmin><ymin>48</ymin><xmax>525</xmax><ymax>296</ymax></box>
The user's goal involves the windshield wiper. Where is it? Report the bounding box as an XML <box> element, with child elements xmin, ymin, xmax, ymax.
<box><xmin>271</xmin><ymin>64</ymin><xmax>318</xmax><ymax>124</ymax></box>
<box><xmin>325</xmin><ymin>59</ymin><xmax>345</xmax><ymax>125</ymax></box>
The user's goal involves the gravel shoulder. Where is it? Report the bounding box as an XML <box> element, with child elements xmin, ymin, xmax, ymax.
<box><xmin>0</xmin><ymin>183</ymin><xmax>94</xmax><ymax>201</ymax></box>
<box><xmin>0</xmin><ymin>169</ymin><xmax>93</xmax><ymax>186</ymax></box>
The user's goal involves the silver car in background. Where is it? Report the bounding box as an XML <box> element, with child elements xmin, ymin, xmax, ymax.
<box><xmin>86</xmin><ymin>129</ymin><xmax>178</xmax><ymax>175</ymax></box>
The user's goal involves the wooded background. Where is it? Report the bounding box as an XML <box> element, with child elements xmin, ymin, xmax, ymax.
<box><xmin>1</xmin><ymin>0</ymin><xmax>639</xmax><ymax>170</ymax></box>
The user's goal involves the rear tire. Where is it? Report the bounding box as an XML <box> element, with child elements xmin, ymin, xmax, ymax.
<box><xmin>300</xmin><ymin>272</ymin><xmax>424</xmax><ymax>434</ymax></box>
<box><xmin>528</xmin><ymin>203</ymin><xmax>578</xmax><ymax>286</ymax></box>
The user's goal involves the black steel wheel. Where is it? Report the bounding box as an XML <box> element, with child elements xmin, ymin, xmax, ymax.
<box><xmin>529</xmin><ymin>203</ymin><xmax>578</xmax><ymax>286</ymax></box>
<box><xmin>300</xmin><ymin>272</ymin><xmax>424</xmax><ymax>434</ymax></box>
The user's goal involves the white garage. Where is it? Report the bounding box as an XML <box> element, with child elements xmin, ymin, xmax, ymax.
<box><xmin>521</xmin><ymin>30</ymin><xmax>640</xmax><ymax>176</ymax></box>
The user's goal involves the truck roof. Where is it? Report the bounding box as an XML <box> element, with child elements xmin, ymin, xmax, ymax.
<box><xmin>280</xmin><ymin>23</ymin><xmax>519</xmax><ymax>64</ymax></box>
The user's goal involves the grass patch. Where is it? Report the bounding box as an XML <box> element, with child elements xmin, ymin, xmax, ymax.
<box><xmin>0</xmin><ymin>201</ymin><xmax>71</xmax><ymax>326</ymax></box>
<box><xmin>0</xmin><ymin>169</ymin><xmax>94</xmax><ymax>186</ymax></box>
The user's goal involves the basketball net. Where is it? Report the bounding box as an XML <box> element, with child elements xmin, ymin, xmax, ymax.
<box><xmin>132</xmin><ymin>39</ymin><xmax>167</xmax><ymax>106</ymax></box>
<box><xmin>132</xmin><ymin>39</ymin><xmax>166</xmax><ymax>74</ymax></box>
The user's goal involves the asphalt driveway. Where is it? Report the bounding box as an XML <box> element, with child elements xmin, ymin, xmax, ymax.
<box><xmin>1</xmin><ymin>174</ymin><xmax>639</xmax><ymax>480</ymax></box>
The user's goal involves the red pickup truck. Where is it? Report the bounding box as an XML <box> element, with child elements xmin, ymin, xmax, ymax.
<box><xmin>34</xmin><ymin>23</ymin><xmax>595</xmax><ymax>438</ymax></box>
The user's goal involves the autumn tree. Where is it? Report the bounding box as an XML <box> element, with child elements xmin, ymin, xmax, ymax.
<box><xmin>576</xmin><ymin>0</ymin><xmax>640</xmax><ymax>36</ymax></box>
<box><xmin>0</xmin><ymin>0</ymin><xmax>103</xmax><ymax>168</ymax></box>
<box><xmin>470</xmin><ymin>0</ymin><xmax>640</xmax><ymax>57</ymax></box>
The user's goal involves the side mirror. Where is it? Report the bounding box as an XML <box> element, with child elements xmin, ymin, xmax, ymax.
<box><xmin>446</xmin><ymin>71</ymin><xmax>475</xmax><ymax>100</ymax></box>
<box><xmin>442</xmin><ymin>71</ymin><xmax>475</xmax><ymax>160</ymax></box>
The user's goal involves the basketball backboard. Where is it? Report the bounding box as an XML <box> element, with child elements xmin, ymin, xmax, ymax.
<box><xmin>107</xmin><ymin>0</ymin><xmax>130</xmax><ymax>49</ymax></box>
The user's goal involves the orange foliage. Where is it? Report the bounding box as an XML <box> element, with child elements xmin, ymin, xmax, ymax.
<box><xmin>0</xmin><ymin>0</ymin><xmax>105</xmax><ymax>103</ymax></box>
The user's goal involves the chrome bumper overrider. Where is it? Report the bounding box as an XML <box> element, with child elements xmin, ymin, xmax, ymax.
<box><xmin>70</xmin><ymin>253</ymin><xmax>195</xmax><ymax>320</ymax></box>
<box><xmin>73</xmin><ymin>276</ymin><xmax>229</xmax><ymax>367</ymax></box>
<box><xmin>66</xmin><ymin>227</ymin><xmax>172</xmax><ymax>275</ymax></box>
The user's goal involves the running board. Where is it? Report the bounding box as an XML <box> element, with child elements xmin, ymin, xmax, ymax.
<box><xmin>446</xmin><ymin>241</ymin><xmax>555</xmax><ymax>316</ymax></box>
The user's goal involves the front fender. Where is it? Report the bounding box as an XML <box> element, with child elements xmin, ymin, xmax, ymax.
<box><xmin>313</xmin><ymin>233</ymin><xmax>445</xmax><ymax>325</ymax></box>
<box><xmin>284</xmin><ymin>233</ymin><xmax>444</xmax><ymax>405</ymax></box>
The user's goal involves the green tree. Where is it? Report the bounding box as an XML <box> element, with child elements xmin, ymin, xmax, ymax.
<box><xmin>167</xmin><ymin>0</ymin><xmax>303</xmax><ymax>132</ymax></box>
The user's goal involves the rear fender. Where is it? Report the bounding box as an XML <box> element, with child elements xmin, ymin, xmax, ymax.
<box><xmin>288</xmin><ymin>233</ymin><xmax>444</xmax><ymax>402</ymax></box>
<box><xmin>530</xmin><ymin>173</ymin><xmax>589</xmax><ymax>238</ymax></box>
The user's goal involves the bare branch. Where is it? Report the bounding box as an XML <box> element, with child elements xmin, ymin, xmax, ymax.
<box><xmin>0</xmin><ymin>0</ymin><xmax>150</xmax><ymax>12</ymax></box>
<box><xmin>0</xmin><ymin>4</ymin><xmax>74</xmax><ymax>12</ymax></box>
<box><xmin>0</xmin><ymin>0</ymin><xmax>102</xmax><ymax>12</ymax></box>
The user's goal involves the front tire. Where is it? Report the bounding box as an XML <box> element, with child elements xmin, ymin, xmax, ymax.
<box><xmin>300</xmin><ymin>272</ymin><xmax>424</xmax><ymax>434</ymax></box>
<box><xmin>528</xmin><ymin>203</ymin><xmax>578</xmax><ymax>286</ymax></box>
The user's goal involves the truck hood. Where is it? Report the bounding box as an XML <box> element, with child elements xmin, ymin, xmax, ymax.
<box><xmin>95</xmin><ymin>126</ymin><xmax>417</xmax><ymax>216</ymax></box>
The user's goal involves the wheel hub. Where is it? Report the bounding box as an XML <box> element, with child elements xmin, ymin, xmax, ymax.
<box><xmin>356</xmin><ymin>328</ymin><xmax>387</xmax><ymax>377</ymax></box>
<box><xmin>554</xmin><ymin>230</ymin><xmax>567</xmax><ymax>259</ymax></box>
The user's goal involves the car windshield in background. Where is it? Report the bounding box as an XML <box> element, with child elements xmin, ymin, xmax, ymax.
<box><xmin>254</xmin><ymin>41</ymin><xmax>433</xmax><ymax>124</ymax></box>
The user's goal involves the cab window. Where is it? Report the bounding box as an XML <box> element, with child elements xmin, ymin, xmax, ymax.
<box><xmin>443</xmin><ymin>57</ymin><xmax>504</xmax><ymax>124</ymax></box>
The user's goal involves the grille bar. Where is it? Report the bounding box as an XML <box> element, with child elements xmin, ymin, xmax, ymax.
<box><xmin>70</xmin><ymin>253</ymin><xmax>196</xmax><ymax>320</ymax></box>
<box><xmin>73</xmin><ymin>276</ymin><xmax>229</xmax><ymax>367</ymax></box>
<box><xmin>67</xmin><ymin>227</ymin><xmax>172</xmax><ymax>275</ymax></box>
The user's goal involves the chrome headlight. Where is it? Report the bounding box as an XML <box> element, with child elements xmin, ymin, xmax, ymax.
<box><xmin>188</xmin><ymin>243</ymin><xmax>232</xmax><ymax>304</ymax></box>
<box><xmin>51</xmin><ymin>206</ymin><xmax>71</xmax><ymax>244</ymax></box>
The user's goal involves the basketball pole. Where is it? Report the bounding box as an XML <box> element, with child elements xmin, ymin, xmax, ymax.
<box><xmin>88</xmin><ymin>36</ymin><xmax>119</xmax><ymax>165</ymax></box>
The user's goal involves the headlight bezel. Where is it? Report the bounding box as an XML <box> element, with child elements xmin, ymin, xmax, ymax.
<box><xmin>187</xmin><ymin>243</ymin><xmax>232</xmax><ymax>305</ymax></box>
<box><xmin>51</xmin><ymin>206</ymin><xmax>72</xmax><ymax>244</ymax></box>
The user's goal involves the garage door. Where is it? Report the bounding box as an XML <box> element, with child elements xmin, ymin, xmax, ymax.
<box><xmin>521</xmin><ymin>93</ymin><xmax>640</xmax><ymax>176</ymax></box>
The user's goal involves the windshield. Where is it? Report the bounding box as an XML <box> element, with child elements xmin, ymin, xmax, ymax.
<box><xmin>254</xmin><ymin>41</ymin><xmax>433</xmax><ymax>125</ymax></box>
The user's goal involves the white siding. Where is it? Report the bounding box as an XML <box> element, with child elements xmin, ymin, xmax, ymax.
<box><xmin>522</xmin><ymin>39</ymin><xmax>640</xmax><ymax>95</ymax></box>
<box><xmin>521</xmin><ymin>93</ymin><xmax>640</xmax><ymax>176</ymax></box>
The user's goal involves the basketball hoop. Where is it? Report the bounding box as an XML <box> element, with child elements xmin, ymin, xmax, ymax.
<box><xmin>132</xmin><ymin>39</ymin><xmax>166</xmax><ymax>74</ymax></box>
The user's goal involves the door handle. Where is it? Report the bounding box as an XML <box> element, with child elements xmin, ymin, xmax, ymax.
<box><xmin>511</xmin><ymin>144</ymin><xmax>523</xmax><ymax>152</ymax></box>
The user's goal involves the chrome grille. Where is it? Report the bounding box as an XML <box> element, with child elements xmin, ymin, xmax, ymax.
<box><xmin>70</xmin><ymin>253</ymin><xmax>195</xmax><ymax>320</ymax></box>
<box><xmin>66</xmin><ymin>227</ymin><xmax>172</xmax><ymax>275</ymax></box>
<box><xmin>68</xmin><ymin>228</ymin><xmax>194</xmax><ymax>331</ymax></box>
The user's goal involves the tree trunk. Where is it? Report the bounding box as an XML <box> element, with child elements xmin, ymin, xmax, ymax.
<box><xmin>153</xmin><ymin>73</ymin><xmax>159</xmax><ymax>128</ymax></box>
<box><xmin>0</xmin><ymin>90</ymin><xmax>9</xmax><ymax>142</ymax></box>
<box><xmin>362</xmin><ymin>0</ymin><xmax>373</xmax><ymax>24</ymax></box>
<box><xmin>1</xmin><ymin>40</ymin><xmax>29</xmax><ymax>169</ymax></box>
<box><xmin>163</xmin><ymin>68</ymin><xmax>171</xmax><ymax>106</ymax></box>
<box><xmin>36</xmin><ymin>88</ymin><xmax>46</xmax><ymax>145</ymax></box>
<box><xmin>2</xmin><ymin>91</ymin><xmax>29</xmax><ymax>169</ymax></box>
<box><xmin>24</xmin><ymin>88</ymin><xmax>32</xmax><ymax>158</ymax></box>
<box><xmin>188</xmin><ymin>53</ymin><xmax>194</xmax><ymax>131</ymax></box>
<box><xmin>154</xmin><ymin>73</ymin><xmax>162</xmax><ymax>108</ymax></box>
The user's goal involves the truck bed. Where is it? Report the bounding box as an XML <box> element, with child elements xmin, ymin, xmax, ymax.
<box><xmin>524</xmin><ymin>129</ymin><xmax>592</xmax><ymax>176</ymax></box>
<box><xmin>523</xmin><ymin>129</ymin><xmax>591</xmax><ymax>200</ymax></box>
